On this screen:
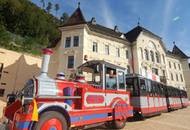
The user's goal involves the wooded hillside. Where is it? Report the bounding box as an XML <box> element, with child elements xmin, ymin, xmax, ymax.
<box><xmin>0</xmin><ymin>0</ymin><xmax>68</xmax><ymax>55</ymax></box>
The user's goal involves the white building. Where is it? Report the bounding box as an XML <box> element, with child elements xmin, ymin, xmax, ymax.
<box><xmin>48</xmin><ymin>6</ymin><xmax>190</xmax><ymax>97</ymax></box>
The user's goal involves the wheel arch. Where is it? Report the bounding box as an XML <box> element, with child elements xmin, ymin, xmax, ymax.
<box><xmin>38</xmin><ymin>105</ymin><xmax>71</xmax><ymax>127</ymax></box>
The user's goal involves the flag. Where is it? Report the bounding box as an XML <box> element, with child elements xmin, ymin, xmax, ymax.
<box><xmin>32</xmin><ymin>99</ymin><xmax>38</xmax><ymax>121</ymax></box>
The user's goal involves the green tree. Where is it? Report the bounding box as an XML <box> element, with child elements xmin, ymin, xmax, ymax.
<box><xmin>55</xmin><ymin>3</ymin><xmax>60</xmax><ymax>17</ymax></box>
<box><xmin>46</xmin><ymin>2</ymin><xmax>52</xmax><ymax>14</ymax></box>
<box><xmin>40</xmin><ymin>0</ymin><xmax>45</xmax><ymax>9</ymax></box>
<box><xmin>60</xmin><ymin>12</ymin><xmax>69</xmax><ymax>24</ymax></box>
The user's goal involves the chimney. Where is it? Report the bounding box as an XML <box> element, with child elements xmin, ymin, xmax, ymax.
<box><xmin>40</xmin><ymin>48</ymin><xmax>53</xmax><ymax>77</ymax></box>
<box><xmin>91</xmin><ymin>17</ymin><xmax>96</xmax><ymax>25</ymax></box>
<box><xmin>114</xmin><ymin>25</ymin><xmax>119</xmax><ymax>32</ymax></box>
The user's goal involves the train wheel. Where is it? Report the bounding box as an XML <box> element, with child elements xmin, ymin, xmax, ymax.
<box><xmin>33</xmin><ymin>111</ymin><xmax>68</xmax><ymax>130</ymax></box>
<box><xmin>105</xmin><ymin>119</ymin><xmax>126</xmax><ymax>129</ymax></box>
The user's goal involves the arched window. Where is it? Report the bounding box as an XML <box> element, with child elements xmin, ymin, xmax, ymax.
<box><xmin>144</xmin><ymin>49</ymin><xmax>149</xmax><ymax>60</ymax></box>
<box><xmin>150</xmin><ymin>51</ymin><xmax>154</xmax><ymax>62</ymax></box>
<box><xmin>140</xmin><ymin>47</ymin><xmax>143</xmax><ymax>59</ymax></box>
<box><xmin>155</xmin><ymin>52</ymin><xmax>160</xmax><ymax>63</ymax></box>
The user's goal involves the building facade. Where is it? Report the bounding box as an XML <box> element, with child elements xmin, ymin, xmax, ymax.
<box><xmin>49</xmin><ymin>7</ymin><xmax>190</xmax><ymax>98</ymax></box>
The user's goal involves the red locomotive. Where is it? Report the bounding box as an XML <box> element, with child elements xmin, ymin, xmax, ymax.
<box><xmin>3</xmin><ymin>49</ymin><xmax>133</xmax><ymax>130</ymax></box>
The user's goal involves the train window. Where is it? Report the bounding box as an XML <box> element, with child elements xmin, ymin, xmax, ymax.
<box><xmin>126</xmin><ymin>77</ymin><xmax>139</xmax><ymax>96</ymax></box>
<box><xmin>105</xmin><ymin>67</ymin><xmax>117</xmax><ymax>90</ymax></box>
<box><xmin>140</xmin><ymin>79</ymin><xmax>146</xmax><ymax>90</ymax></box>
<box><xmin>118</xmin><ymin>71</ymin><xmax>125</xmax><ymax>90</ymax></box>
<box><xmin>126</xmin><ymin>78</ymin><xmax>133</xmax><ymax>90</ymax></box>
<box><xmin>147</xmin><ymin>80</ymin><xmax>152</xmax><ymax>93</ymax></box>
<box><xmin>134</xmin><ymin>78</ymin><xmax>139</xmax><ymax>96</ymax></box>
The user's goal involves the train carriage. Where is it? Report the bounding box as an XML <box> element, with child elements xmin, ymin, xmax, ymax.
<box><xmin>165</xmin><ymin>86</ymin><xmax>183</xmax><ymax>110</ymax></box>
<box><xmin>126</xmin><ymin>74</ymin><xmax>168</xmax><ymax>118</ymax></box>
<box><xmin>180</xmin><ymin>90</ymin><xmax>189</xmax><ymax>108</ymax></box>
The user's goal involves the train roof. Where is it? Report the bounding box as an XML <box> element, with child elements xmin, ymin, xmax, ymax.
<box><xmin>78</xmin><ymin>60</ymin><xmax>126</xmax><ymax>70</ymax></box>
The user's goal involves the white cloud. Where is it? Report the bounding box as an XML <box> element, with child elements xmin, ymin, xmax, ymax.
<box><xmin>173</xmin><ymin>16</ymin><xmax>180</xmax><ymax>21</ymax></box>
<box><xmin>99</xmin><ymin>0</ymin><xmax>115</xmax><ymax>28</ymax></box>
<box><xmin>161</xmin><ymin>0</ymin><xmax>176</xmax><ymax>37</ymax></box>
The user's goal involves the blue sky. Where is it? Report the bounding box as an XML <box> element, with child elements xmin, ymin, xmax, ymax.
<box><xmin>32</xmin><ymin>0</ymin><xmax>190</xmax><ymax>56</ymax></box>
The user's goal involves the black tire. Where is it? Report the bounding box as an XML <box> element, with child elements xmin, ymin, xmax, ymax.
<box><xmin>105</xmin><ymin>119</ymin><xmax>126</xmax><ymax>129</ymax></box>
<box><xmin>33</xmin><ymin>111</ymin><xmax>68</xmax><ymax>130</ymax></box>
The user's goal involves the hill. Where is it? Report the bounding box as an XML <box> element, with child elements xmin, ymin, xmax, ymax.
<box><xmin>0</xmin><ymin>0</ymin><xmax>68</xmax><ymax>55</ymax></box>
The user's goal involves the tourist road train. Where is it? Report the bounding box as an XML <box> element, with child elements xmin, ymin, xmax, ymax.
<box><xmin>3</xmin><ymin>49</ymin><xmax>189</xmax><ymax>130</ymax></box>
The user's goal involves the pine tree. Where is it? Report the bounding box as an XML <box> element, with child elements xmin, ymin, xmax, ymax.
<box><xmin>55</xmin><ymin>3</ymin><xmax>60</xmax><ymax>17</ymax></box>
<box><xmin>40</xmin><ymin>0</ymin><xmax>45</xmax><ymax>9</ymax></box>
<box><xmin>60</xmin><ymin>12</ymin><xmax>69</xmax><ymax>24</ymax></box>
<box><xmin>46</xmin><ymin>2</ymin><xmax>52</xmax><ymax>14</ymax></box>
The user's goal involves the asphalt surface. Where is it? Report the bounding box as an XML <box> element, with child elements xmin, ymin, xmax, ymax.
<box><xmin>1</xmin><ymin>107</ymin><xmax>190</xmax><ymax>130</ymax></box>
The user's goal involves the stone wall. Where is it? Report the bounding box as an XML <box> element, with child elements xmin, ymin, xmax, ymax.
<box><xmin>0</xmin><ymin>48</ymin><xmax>42</xmax><ymax>118</ymax></box>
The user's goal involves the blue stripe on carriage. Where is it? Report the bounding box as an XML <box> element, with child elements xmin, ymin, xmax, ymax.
<box><xmin>71</xmin><ymin>113</ymin><xmax>108</xmax><ymax>122</ymax></box>
<box><xmin>16</xmin><ymin>121</ymin><xmax>30</xmax><ymax>129</ymax></box>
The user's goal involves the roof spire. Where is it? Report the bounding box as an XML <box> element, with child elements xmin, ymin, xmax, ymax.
<box><xmin>78</xmin><ymin>2</ymin><xmax>80</xmax><ymax>8</ymax></box>
<box><xmin>137</xmin><ymin>17</ymin><xmax>140</xmax><ymax>26</ymax></box>
<box><xmin>173</xmin><ymin>41</ymin><xmax>176</xmax><ymax>45</ymax></box>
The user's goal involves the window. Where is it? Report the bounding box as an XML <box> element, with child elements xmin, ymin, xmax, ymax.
<box><xmin>126</xmin><ymin>50</ymin><xmax>129</xmax><ymax>59</ymax></box>
<box><xmin>127</xmin><ymin>65</ymin><xmax>130</xmax><ymax>74</ymax></box>
<box><xmin>178</xmin><ymin>64</ymin><xmax>181</xmax><ymax>70</ymax></box>
<box><xmin>176</xmin><ymin>74</ymin><xmax>178</xmax><ymax>81</ymax></box>
<box><xmin>0</xmin><ymin>89</ymin><xmax>5</xmax><ymax>97</ymax></box>
<box><xmin>73</xmin><ymin>36</ymin><xmax>79</xmax><ymax>47</ymax></box>
<box><xmin>169</xmin><ymin>61</ymin><xmax>171</xmax><ymax>68</ymax></box>
<box><xmin>180</xmin><ymin>74</ymin><xmax>183</xmax><ymax>82</ymax></box>
<box><xmin>105</xmin><ymin>45</ymin><xmax>109</xmax><ymax>55</ymax></box>
<box><xmin>174</xmin><ymin>63</ymin><xmax>176</xmax><ymax>69</ymax></box>
<box><xmin>67</xmin><ymin>56</ymin><xmax>74</xmax><ymax>69</ymax></box>
<box><xmin>92</xmin><ymin>42</ymin><xmax>98</xmax><ymax>52</ymax></box>
<box><xmin>126</xmin><ymin>77</ymin><xmax>139</xmax><ymax>96</ymax></box>
<box><xmin>140</xmin><ymin>48</ymin><xmax>143</xmax><ymax>59</ymax></box>
<box><xmin>0</xmin><ymin>63</ymin><xmax>4</xmax><ymax>80</ymax></box>
<box><xmin>144</xmin><ymin>49</ymin><xmax>149</xmax><ymax>60</ymax></box>
<box><xmin>162</xmin><ymin>70</ymin><xmax>166</xmax><ymax>76</ymax></box>
<box><xmin>118</xmin><ymin>71</ymin><xmax>125</xmax><ymax>90</ymax></box>
<box><xmin>116</xmin><ymin>48</ymin><xmax>120</xmax><ymax>57</ymax></box>
<box><xmin>65</xmin><ymin>37</ymin><xmax>71</xmax><ymax>48</ymax></box>
<box><xmin>140</xmin><ymin>79</ymin><xmax>146</xmax><ymax>90</ymax></box>
<box><xmin>162</xmin><ymin>54</ymin><xmax>165</xmax><ymax>64</ymax></box>
<box><xmin>171</xmin><ymin>73</ymin><xmax>174</xmax><ymax>80</ymax></box>
<box><xmin>150</xmin><ymin>51</ymin><xmax>154</xmax><ymax>62</ymax></box>
<box><xmin>152</xmin><ymin>68</ymin><xmax>158</xmax><ymax>75</ymax></box>
<box><xmin>106</xmin><ymin>67</ymin><xmax>117</xmax><ymax>90</ymax></box>
<box><xmin>155</xmin><ymin>52</ymin><xmax>160</xmax><ymax>63</ymax></box>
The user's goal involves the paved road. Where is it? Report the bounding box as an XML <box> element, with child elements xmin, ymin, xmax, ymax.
<box><xmin>1</xmin><ymin>107</ymin><xmax>190</xmax><ymax>130</ymax></box>
<box><xmin>88</xmin><ymin>107</ymin><xmax>190</xmax><ymax>130</ymax></box>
